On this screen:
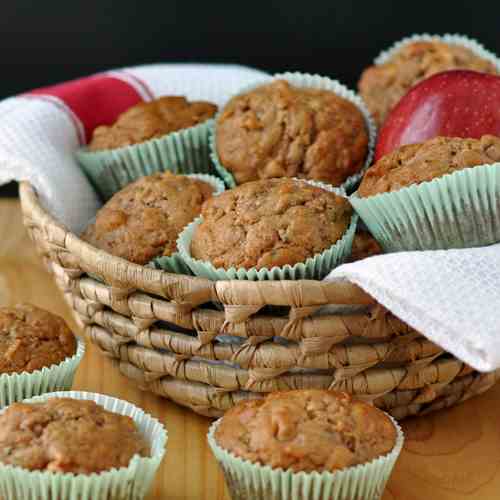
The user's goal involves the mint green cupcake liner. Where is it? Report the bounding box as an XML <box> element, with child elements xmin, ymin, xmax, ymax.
<box><xmin>177</xmin><ymin>180</ymin><xmax>358</xmax><ymax>281</ymax></box>
<box><xmin>76</xmin><ymin>119</ymin><xmax>215</xmax><ymax>200</ymax></box>
<box><xmin>351</xmin><ymin>163</ymin><xmax>500</xmax><ymax>252</ymax></box>
<box><xmin>0</xmin><ymin>391</ymin><xmax>167</xmax><ymax>500</ymax></box>
<box><xmin>208</xmin><ymin>415</ymin><xmax>404</xmax><ymax>500</ymax></box>
<box><xmin>375</xmin><ymin>33</ymin><xmax>500</xmax><ymax>70</ymax></box>
<box><xmin>209</xmin><ymin>72</ymin><xmax>376</xmax><ymax>192</ymax></box>
<box><xmin>0</xmin><ymin>338</ymin><xmax>85</xmax><ymax>408</ymax></box>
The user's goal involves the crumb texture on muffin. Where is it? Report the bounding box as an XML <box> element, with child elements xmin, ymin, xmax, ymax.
<box><xmin>0</xmin><ymin>398</ymin><xmax>149</xmax><ymax>474</ymax></box>
<box><xmin>82</xmin><ymin>172</ymin><xmax>214</xmax><ymax>264</ymax></box>
<box><xmin>89</xmin><ymin>96</ymin><xmax>217</xmax><ymax>151</ymax></box>
<box><xmin>191</xmin><ymin>178</ymin><xmax>352</xmax><ymax>270</ymax></box>
<box><xmin>216</xmin><ymin>80</ymin><xmax>368</xmax><ymax>186</ymax></box>
<box><xmin>215</xmin><ymin>390</ymin><xmax>396</xmax><ymax>473</ymax></box>
<box><xmin>359</xmin><ymin>135</ymin><xmax>500</xmax><ymax>197</ymax></box>
<box><xmin>359</xmin><ymin>41</ymin><xmax>498</xmax><ymax>126</ymax></box>
<box><xmin>0</xmin><ymin>304</ymin><xmax>76</xmax><ymax>375</ymax></box>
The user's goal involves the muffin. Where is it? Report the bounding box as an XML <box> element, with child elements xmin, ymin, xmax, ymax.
<box><xmin>359</xmin><ymin>40</ymin><xmax>498</xmax><ymax>126</ymax></box>
<box><xmin>0</xmin><ymin>304</ymin><xmax>83</xmax><ymax>408</ymax></box>
<box><xmin>0</xmin><ymin>304</ymin><xmax>76</xmax><ymax>375</ymax></box>
<box><xmin>89</xmin><ymin>96</ymin><xmax>217</xmax><ymax>151</ymax></box>
<box><xmin>208</xmin><ymin>390</ymin><xmax>404</xmax><ymax>500</ymax></box>
<box><xmin>358</xmin><ymin>135</ymin><xmax>500</xmax><ymax>197</ymax></box>
<box><xmin>352</xmin><ymin>136</ymin><xmax>500</xmax><ymax>251</ymax></box>
<box><xmin>215</xmin><ymin>79</ymin><xmax>370</xmax><ymax>186</ymax></box>
<box><xmin>77</xmin><ymin>96</ymin><xmax>219</xmax><ymax>200</ymax></box>
<box><xmin>0</xmin><ymin>391</ymin><xmax>167</xmax><ymax>500</ymax></box>
<box><xmin>180</xmin><ymin>178</ymin><xmax>357</xmax><ymax>280</ymax></box>
<box><xmin>82</xmin><ymin>172</ymin><xmax>216</xmax><ymax>265</ymax></box>
<box><xmin>0</xmin><ymin>398</ymin><xmax>148</xmax><ymax>473</ymax></box>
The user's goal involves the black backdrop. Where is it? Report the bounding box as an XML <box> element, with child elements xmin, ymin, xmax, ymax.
<box><xmin>2</xmin><ymin>0</ymin><xmax>500</xmax><ymax>196</ymax></box>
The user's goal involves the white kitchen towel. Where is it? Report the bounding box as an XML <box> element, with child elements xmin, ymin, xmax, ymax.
<box><xmin>0</xmin><ymin>62</ymin><xmax>498</xmax><ymax>372</ymax></box>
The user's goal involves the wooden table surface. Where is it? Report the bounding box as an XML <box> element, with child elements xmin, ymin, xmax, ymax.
<box><xmin>2</xmin><ymin>197</ymin><xmax>500</xmax><ymax>500</ymax></box>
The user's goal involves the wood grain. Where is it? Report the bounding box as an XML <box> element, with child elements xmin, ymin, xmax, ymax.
<box><xmin>2</xmin><ymin>197</ymin><xmax>500</xmax><ymax>500</ymax></box>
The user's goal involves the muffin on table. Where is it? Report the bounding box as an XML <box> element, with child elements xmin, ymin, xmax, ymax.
<box><xmin>0</xmin><ymin>304</ymin><xmax>77</xmax><ymax>375</ymax></box>
<box><xmin>353</xmin><ymin>135</ymin><xmax>500</xmax><ymax>251</ymax></box>
<box><xmin>359</xmin><ymin>40</ymin><xmax>498</xmax><ymax>126</ymax></box>
<box><xmin>82</xmin><ymin>171</ymin><xmax>215</xmax><ymax>265</ymax></box>
<box><xmin>184</xmin><ymin>178</ymin><xmax>356</xmax><ymax>280</ymax></box>
<box><xmin>215</xmin><ymin>79</ymin><xmax>369</xmax><ymax>186</ymax></box>
<box><xmin>0</xmin><ymin>398</ymin><xmax>149</xmax><ymax>473</ymax></box>
<box><xmin>208</xmin><ymin>389</ymin><xmax>403</xmax><ymax>500</ymax></box>
<box><xmin>89</xmin><ymin>96</ymin><xmax>217</xmax><ymax>151</ymax></box>
<box><xmin>358</xmin><ymin>135</ymin><xmax>500</xmax><ymax>197</ymax></box>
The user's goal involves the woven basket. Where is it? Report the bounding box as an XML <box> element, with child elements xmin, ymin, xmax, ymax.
<box><xmin>19</xmin><ymin>181</ymin><xmax>500</xmax><ymax>419</ymax></box>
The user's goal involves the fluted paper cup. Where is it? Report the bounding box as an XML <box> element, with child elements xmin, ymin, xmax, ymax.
<box><xmin>0</xmin><ymin>338</ymin><xmax>85</xmax><ymax>408</ymax></box>
<box><xmin>208</xmin><ymin>415</ymin><xmax>404</xmax><ymax>500</ymax></box>
<box><xmin>0</xmin><ymin>391</ymin><xmax>168</xmax><ymax>500</ymax></box>
<box><xmin>76</xmin><ymin>119</ymin><xmax>215</xmax><ymax>200</ymax></box>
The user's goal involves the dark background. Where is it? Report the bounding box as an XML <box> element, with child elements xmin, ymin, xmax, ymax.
<box><xmin>2</xmin><ymin>0</ymin><xmax>500</xmax><ymax>196</ymax></box>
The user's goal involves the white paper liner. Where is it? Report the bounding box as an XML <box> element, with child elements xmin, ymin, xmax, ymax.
<box><xmin>208</xmin><ymin>414</ymin><xmax>404</xmax><ymax>500</ymax></box>
<box><xmin>209</xmin><ymin>72</ymin><xmax>376</xmax><ymax>193</ymax></box>
<box><xmin>177</xmin><ymin>179</ymin><xmax>358</xmax><ymax>281</ymax></box>
<box><xmin>0</xmin><ymin>391</ymin><xmax>168</xmax><ymax>500</ymax></box>
<box><xmin>375</xmin><ymin>33</ymin><xmax>500</xmax><ymax>71</ymax></box>
<box><xmin>0</xmin><ymin>338</ymin><xmax>85</xmax><ymax>408</ymax></box>
<box><xmin>351</xmin><ymin>162</ymin><xmax>500</xmax><ymax>252</ymax></box>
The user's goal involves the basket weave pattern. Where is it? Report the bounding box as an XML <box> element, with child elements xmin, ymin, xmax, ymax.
<box><xmin>19</xmin><ymin>182</ymin><xmax>500</xmax><ymax>419</ymax></box>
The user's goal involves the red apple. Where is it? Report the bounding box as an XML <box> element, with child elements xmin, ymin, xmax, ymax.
<box><xmin>375</xmin><ymin>70</ymin><xmax>500</xmax><ymax>161</ymax></box>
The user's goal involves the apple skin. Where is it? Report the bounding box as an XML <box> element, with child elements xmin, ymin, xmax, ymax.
<box><xmin>375</xmin><ymin>70</ymin><xmax>500</xmax><ymax>161</ymax></box>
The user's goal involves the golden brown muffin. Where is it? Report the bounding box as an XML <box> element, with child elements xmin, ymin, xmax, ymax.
<box><xmin>0</xmin><ymin>304</ymin><xmax>76</xmax><ymax>375</ymax></box>
<box><xmin>89</xmin><ymin>96</ymin><xmax>217</xmax><ymax>151</ymax></box>
<box><xmin>359</xmin><ymin>41</ymin><xmax>498</xmax><ymax>126</ymax></box>
<box><xmin>191</xmin><ymin>178</ymin><xmax>352</xmax><ymax>270</ymax></box>
<box><xmin>0</xmin><ymin>398</ymin><xmax>149</xmax><ymax>473</ymax></box>
<box><xmin>82</xmin><ymin>172</ymin><xmax>215</xmax><ymax>264</ymax></box>
<box><xmin>215</xmin><ymin>390</ymin><xmax>396</xmax><ymax>473</ymax></box>
<box><xmin>358</xmin><ymin>135</ymin><xmax>500</xmax><ymax>197</ymax></box>
<box><xmin>348</xmin><ymin>227</ymin><xmax>382</xmax><ymax>262</ymax></box>
<box><xmin>216</xmin><ymin>80</ymin><xmax>369</xmax><ymax>186</ymax></box>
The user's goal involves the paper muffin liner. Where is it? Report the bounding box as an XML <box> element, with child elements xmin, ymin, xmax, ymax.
<box><xmin>76</xmin><ymin>119</ymin><xmax>215</xmax><ymax>200</ymax></box>
<box><xmin>208</xmin><ymin>414</ymin><xmax>404</xmax><ymax>500</ymax></box>
<box><xmin>350</xmin><ymin>163</ymin><xmax>500</xmax><ymax>252</ymax></box>
<box><xmin>0</xmin><ymin>338</ymin><xmax>85</xmax><ymax>408</ymax></box>
<box><xmin>177</xmin><ymin>179</ymin><xmax>358</xmax><ymax>281</ymax></box>
<box><xmin>374</xmin><ymin>33</ymin><xmax>500</xmax><ymax>71</ymax></box>
<box><xmin>209</xmin><ymin>72</ymin><xmax>376</xmax><ymax>192</ymax></box>
<box><xmin>0</xmin><ymin>391</ymin><xmax>168</xmax><ymax>500</ymax></box>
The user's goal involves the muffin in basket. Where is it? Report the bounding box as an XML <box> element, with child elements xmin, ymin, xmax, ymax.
<box><xmin>178</xmin><ymin>177</ymin><xmax>358</xmax><ymax>280</ymax></box>
<box><xmin>212</xmin><ymin>74</ymin><xmax>373</xmax><ymax>188</ymax></box>
<box><xmin>76</xmin><ymin>96</ymin><xmax>218</xmax><ymax>200</ymax></box>
<box><xmin>82</xmin><ymin>171</ymin><xmax>223</xmax><ymax>272</ymax></box>
<box><xmin>0</xmin><ymin>304</ymin><xmax>84</xmax><ymax>407</ymax></box>
<box><xmin>359</xmin><ymin>38</ymin><xmax>498</xmax><ymax>126</ymax></box>
<box><xmin>0</xmin><ymin>391</ymin><xmax>167</xmax><ymax>500</ymax></box>
<box><xmin>352</xmin><ymin>135</ymin><xmax>500</xmax><ymax>251</ymax></box>
<box><xmin>208</xmin><ymin>389</ymin><xmax>404</xmax><ymax>500</ymax></box>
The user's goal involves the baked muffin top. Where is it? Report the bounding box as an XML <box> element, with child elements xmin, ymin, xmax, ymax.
<box><xmin>358</xmin><ymin>135</ymin><xmax>500</xmax><ymax>197</ymax></box>
<box><xmin>89</xmin><ymin>96</ymin><xmax>217</xmax><ymax>151</ymax></box>
<box><xmin>215</xmin><ymin>390</ymin><xmax>396</xmax><ymax>473</ymax></box>
<box><xmin>0</xmin><ymin>304</ymin><xmax>76</xmax><ymax>375</ymax></box>
<box><xmin>190</xmin><ymin>178</ymin><xmax>352</xmax><ymax>270</ymax></box>
<box><xmin>216</xmin><ymin>80</ymin><xmax>369</xmax><ymax>186</ymax></box>
<box><xmin>0</xmin><ymin>398</ymin><xmax>149</xmax><ymax>474</ymax></box>
<box><xmin>82</xmin><ymin>172</ymin><xmax>215</xmax><ymax>265</ymax></box>
<box><xmin>359</xmin><ymin>41</ymin><xmax>498</xmax><ymax>126</ymax></box>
